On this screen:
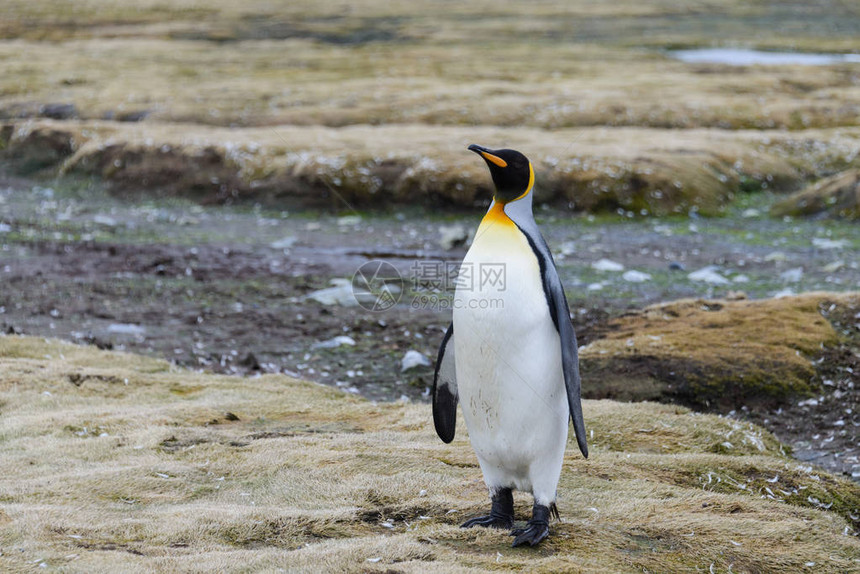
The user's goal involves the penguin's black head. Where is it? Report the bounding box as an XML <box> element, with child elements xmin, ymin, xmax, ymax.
<box><xmin>468</xmin><ymin>144</ymin><xmax>533</xmax><ymax>203</ymax></box>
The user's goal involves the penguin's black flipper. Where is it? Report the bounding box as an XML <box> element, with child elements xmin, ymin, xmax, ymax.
<box><xmin>432</xmin><ymin>323</ymin><xmax>458</xmax><ymax>443</ymax></box>
<box><xmin>546</xmin><ymin>272</ymin><xmax>589</xmax><ymax>458</ymax></box>
<box><xmin>515</xmin><ymin>225</ymin><xmax>589</xmax><ymax>459</ymax></box>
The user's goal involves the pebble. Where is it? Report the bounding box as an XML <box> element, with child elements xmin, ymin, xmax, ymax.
<box><xmin>812</xmin><ymin>237</ymin><xmax>847</xmax><ymax>250</ymax></box>
<box><xmin>764</xmin><ymin>251</ymin><xmax>787</xmax><ymax>262</ymax></box>
<box><xmin>93</xmin><ymin>214</ymin><xmax>118</xmax><ymax>227</ymax></box>
<box><xmin>269</xmin><ymin>236</ymin><xmax>297</xmax><ymax>249</ymax></box>
<box><xmin>773</xmin><ymin>287</ymin><xmax>796</xmax><ymax>298</ymax></box>
<box><xmin>592</xmin><ymin>258</ymin><xmax>624</xmax><ymax>272</ymax></box>
<box><xmin>337</xmin><ymin>215</ymin><xmax>362</xmax><ymax>226</ymax></box>
<box><xmin>622</xmin><ymin>270</ymin><xmax>652</xmax><ymax>283</ymax></box>
<box><xmin>401</xmin><ymin>350</ymin><xmax>432</xmax><ymax>372</ymax></box>
<box><xmin>107</xmin><ymin>323</ymin><xmax>146</xmax><ymax>336</ymax></box>
<box><xmin>779</xmin><ymin>267</ymin><xmax>804</xmax><ymax>283</ymax></box>
<box><xmin>438</xmin><ymin>224</ymin><xmax>469</xmax><ymax>250</ymax></box>
<box><xmin>821</xmin><ymin>260</ymin><xmax>844</xmax><ymax>272</ymax></box>
<box><xmin>688</xmin><ymin>266</ymin><xmax>730</xmax><ymax>285</ymax></box>
<box><xmin>313</xmin><ymin>336</ymin><xmax>356</xmax><ymax>349</ymax></box>
<box><xmin>307</xmin><ymin>279</ymin><xmax>358</xmax><ymax>306</ymax></box>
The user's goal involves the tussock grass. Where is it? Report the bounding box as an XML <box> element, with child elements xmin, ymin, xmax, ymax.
<box><xmin>772</xmin><ymin>169</ymin><xmax>860</xmax><ymax>220</ymax></box>
<box><xmin>2</xmin><ymin>1</ymin><xmax>860</xmax><ymax>214</ymax></box>
<box><xmin>1</xmin><ymin>334</ymin><xmax>858</xmax><ymax>572</ymax></box>
<box><xmin>3</xmin><ymin>119</ymin><xmax>860</xmax><ymax>213</ymax></box>
<box><xmin>580</xmin><ymin>292</ymin><xmax>859</xmax><ymax>408</ymax></box>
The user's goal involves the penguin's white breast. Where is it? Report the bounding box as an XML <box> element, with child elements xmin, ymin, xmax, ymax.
<box><xmin>452</xmin><ymin>218</ymin><xmax>566</xmax><ymax>447</ymax></box>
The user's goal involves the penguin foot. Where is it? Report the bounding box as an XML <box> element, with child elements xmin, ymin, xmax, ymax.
<box><xmin>510</xmin><ymin>522</ymin><xmax>549</xmax><ymax>547</ymax></box>
<box><xmin>461</xmin><ymin>513</ymin><xmax>513</xmax><ymax>529</ymax></box>
<box><xmin>461</xmin><ymin>487</ymin><xmax>514</xmax><ymax>529</ymax></box>
<box><xmin>510</xmin><ymin>503</ymin><xmax>554</xmax><ymax>547</ymax></box>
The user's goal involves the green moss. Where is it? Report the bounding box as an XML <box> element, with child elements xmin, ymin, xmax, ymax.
<box><xmin>581</xmin><ymin>294</ymin><xmax>855</xmax><ymax>409</ymax></box>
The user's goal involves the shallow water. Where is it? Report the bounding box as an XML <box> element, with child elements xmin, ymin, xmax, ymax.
<box><xmin>670</xmin><ymin>48</ymin><xmax>860</xmax><ymax>66</ymax></box>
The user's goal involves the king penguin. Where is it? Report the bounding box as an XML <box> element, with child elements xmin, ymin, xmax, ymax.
<box><xmin>432</xmin><ymin>144</ymin><xmax>588</xmax><ymax>547</ymax></box>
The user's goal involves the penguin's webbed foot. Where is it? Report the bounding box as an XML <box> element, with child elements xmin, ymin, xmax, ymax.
<box><xmin>510</xmin><ymin>502</ymin><xmax>555</xmax><ymax>547</ymax></box>
<box><xmin>461</xmin><ymin>513</ymin><xmax>513</xmax><ymax>529</ymax></box>
<box><xmin>460</xmin><ymin>487</ymin><xmax>514</xmax><ymax>530</ymax></box>
<box><xmin>510</xmin><ymin>521</ymin><xmax>549</xmax><ymax>547</ymax></box>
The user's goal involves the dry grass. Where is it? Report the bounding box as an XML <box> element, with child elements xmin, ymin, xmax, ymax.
<box><xmin>2</xmin><ymin>1</ymin><xmax>860</xmax><ymax>213</ymax></box>
<box><xmin>3</xmin><ymin>119</ymin><xmax>860</xmax><ymax>213</ymax></box>
<box><xmin>772</xmin><ymin>169</ymin><xmax>860</xmax><ymax>220</ymax></box>
<box><xmin>1</xmin><ymin>334</ymin><xmax>858</xmax><ymax>572</ymax></box>
<box><xmin>1</xmin><ymin>1</ymin><xmax>859</xmax><ymax>131</ymax></box>
<box><xmin>580</xmin><ymin>292</ymin><xmax>860</xmax><ymax>408</ymax></box>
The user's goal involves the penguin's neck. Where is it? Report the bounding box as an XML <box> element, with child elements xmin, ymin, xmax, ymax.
<box><xmin>471</xmin><ymin>200</ymin><xmax>535</xmax><ymax>256</ymax></box>
<box><xmin>478</xmin><ymin>201</ymin><xmax>515</xmax><ymax>231</ymax></box>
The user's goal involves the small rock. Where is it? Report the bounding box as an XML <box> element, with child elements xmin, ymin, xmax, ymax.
<box><xmin>773</xmin><ymin>287</ymin><xmax>795</xmax><ymax>298</ymax></box>
<box><xmin>688</xmin><ymin>266</ymin><xmax>730</xmax><ymax>285</ymax></box>
<box><xmin>0</xmin><ymin>223</ymin><xmax>11</xmax><ymax>233</ymax></box>
<box><xmin>731</xmin><ymin>274</ymin><xmax>750</xmax><ymax>283</ymax></box>
<box><xmin>93</xmin><ymin>214</ymin><xmax>118</xmax><ymax>227</ymax></box>
<box><xmin>764</xmin><ymin>251</ymin><xmax>787</xmax><ymax>262</ymax></box>
<box><xmin>779</xmin><ymin>267</ymin><xmax>803</xmax><ymax>283</ymax></box>
<box><xmin>741</xmin><ymin>208</ymin><xmax>760</xmax><ymax>218</ymax></box>
<box><xmin>313</xmin><ymin>335</ymin><xmax>356</xmax><ymax>349</ymax></box>
<box><xmin>337</xmin><ymin>215</ymin><xmax>362</xmax><ymax>226</ymax></box>
<box><xmin>438</xmin><ymin>224</ymin><xmax>468</xmax><ymax>250</ymax></box>
<box><xmin>725</xmin><ymin>291</ymin><xmax>748</xmax><ymax>301</ymax></box>
<box><xmin>269</xmin><ymin>236</ymin><xmax>297</xmax><ymax>250</ymax></box>
<box><xmin>307</xmin><ymin>279</ymin><xmax>357</xmax><ymax>307</ymax></box>
<box><xmin>812</xmin><ymin>237</ymin><xmax>847</xmax><ymax>250</ymax></box>
<box><xmin>622</xmin><ymin>270</ymin><xmax>651</xmax><ymax>283</ymax></box>
<box><xmin>559</xmin><ymin>241</ymin><xmax>576</xmax><ymax>257</ymax></box>
<box><xmin>401</xmin><ymin>350</ymin><xmax>432</xmax><ymax>372</ymax></box>
<box><xmin>107</xmin><ymin>323</ymin><xmax>145</xmax><ymax>336</ymax></box>
<box><xmin>591</xmin><ymin>258</ymin><xmax>624</xmax><ymax>272</ymax></box>
<box><xmin>821</xmin><ymin>260</ymin><xmax>844</xmax><ymax>272</ymax></box>
<box><xmin>39</xmin><ymin>102</ymin><xmax>78</xmax><ymax>119</ymax></box>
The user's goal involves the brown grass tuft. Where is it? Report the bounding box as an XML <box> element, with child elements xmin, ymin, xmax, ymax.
<box><xmin>772</xmin><ymin>169</ymin><xmax>860</xmax><ymax>220</ymax></box>
<box><xmin>580</xmin><ymin>293</ymin><xmax>859</xmax><ymax>409</ymax></box>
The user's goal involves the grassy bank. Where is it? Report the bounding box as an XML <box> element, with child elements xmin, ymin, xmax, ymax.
<box><xmin>1</xmin><ymin>335</ymin><xmax>858</xmax><ymax>572</ymax></box>
<box><xmin>3</xmin><ymin>119</ymin><xmax>859</xmax><ymax>214</ymax></box>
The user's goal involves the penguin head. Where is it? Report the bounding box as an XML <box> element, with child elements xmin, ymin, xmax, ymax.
<box><xmin>468</xmin><ymin>144</ymin><xmax>534</xmax><ymax>204</ymax></box>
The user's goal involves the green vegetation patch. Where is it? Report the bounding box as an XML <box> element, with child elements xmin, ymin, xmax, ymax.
<box><xmin>580</xmin><ymin>292</ymin><xmax>859</xmax><ymax>409</ymax></box>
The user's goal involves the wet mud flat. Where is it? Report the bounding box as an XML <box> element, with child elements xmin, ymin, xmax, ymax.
<box><xmin>1</xmin><ymin>171</ymin><xmax>858</xmax><ymax>481</ymax></box>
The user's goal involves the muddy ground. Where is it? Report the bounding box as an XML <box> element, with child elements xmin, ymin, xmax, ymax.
<box><xmin>1</xmin><ymin>170</ymin><xmax>858</xmax><ymax>480</ymax></box>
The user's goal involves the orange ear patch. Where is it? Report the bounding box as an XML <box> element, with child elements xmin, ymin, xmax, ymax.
<box><xmin>479</xmin><ymin>151</ymin><xmax>508</xmax><ymax>168</ymax></box>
